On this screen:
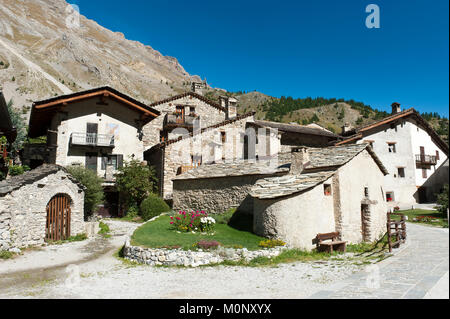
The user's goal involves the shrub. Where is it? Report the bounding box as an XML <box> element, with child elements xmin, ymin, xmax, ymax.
<box><xmin>98</xmin><ymin>221</ymin><xmax>110</xmax><ymax>235</ymax></box>
<box><xmin>8</xmin><ymin>165</ymin><xmax>30</xmax><ymax>176</ymax></box>
<box><xmin>170</xmin><ymin>210</ymin><xmax>215</xmax><ymax>233</ymax></box>
<box><xmin>0</xmin><ymin>250</ymin><xmax>13</xmax><ymax>260</ymax></box>
<box><xmin>436</xmin><ymin>184</ymin><xmax>449</xmax><ymax>216</ymax></box>
<box><xmin>66</xmin><ymin>166</ymin><xmax>104</xmax><ymax>216</ymax></box>
<box><xmin>259</xmin><ymin>239</ymin><xmax>286</xmax><ymax>249</ymax></box>
<box><xmin>140</xmin><ymin>193</ymin><xmax>170</xmax><ymax>221</ymax></box>
<box><xmin>115</xmin><ymin>159</ymin><xmax>158</xmax><ymax>207</ymax></box>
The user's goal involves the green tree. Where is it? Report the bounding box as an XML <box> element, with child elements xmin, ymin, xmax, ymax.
<box><xmin>115</xmin><ymin>159</ymin><xmax>158</xmax><ymax>208</ymax></box>
<box><xmin>436</xmin><ymin>184</ymin><xmax>449</xmax><ymax>216</ymax></box>
<box><xmin>7</xmin><ymin>99</ymin><xmax>27</xmax><ymax>155</ymax></box>
<box><xmin>66</xmin><ymin>166</ymin><xmax>104</xmax><ymax>217</ymax></box>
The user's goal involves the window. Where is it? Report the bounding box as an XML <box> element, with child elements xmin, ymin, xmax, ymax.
<box><xmin>386</xmin><ymin>192</ymin><xmax>394</xmax><ymax>202</ymax></box>
<box><xmin>189</xmin><ymin>106</ymin><xmax>196</xmax><ymax>114</ymax></box>
<box><xmin>324</xmin><ymin>184</ymin><xmax>332</xmax><ymax>196</ymax></box>
<box><xmin>364</xmin><ymin>187</ymin><xmax>369</xmax><ymax>198</ymax></box>
<box><xmin>175</xmin><ymin>106</ymin><xmax>184</xmax><ymax>114</ymax></box>
<box><xmin>436</xmin><ymin>150</ymin><xmax>440</xmax><ymax>161</ymax></box>
<box><xmin>221</xmin><ymin>131</ymin><xmax>226</xmax><ymax>144</ymax></box>
<box><xmin>388</xmin><ymin>143</ymin><xmax>396</xmax><ymax>153</ymax></box>
<box><xmin>397</xmin><ymin>167</ymin><xmax>405</xmax><ymax>178</ymax></box>
<box><xmin>101</xmin><ymin>155</ymin><xmax>123</xmax><ymax>170</ymax></box>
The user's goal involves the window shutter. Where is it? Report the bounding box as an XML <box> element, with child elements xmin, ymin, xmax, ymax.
<box><xmin>101</xmin><ymin>156</ymin><xmax>107</xmax><ymax>170</ymax></box>
<box><xmin>117</xmin><ymin>155</ymin><xmax>124</xmax><ymax>168</ymax></box>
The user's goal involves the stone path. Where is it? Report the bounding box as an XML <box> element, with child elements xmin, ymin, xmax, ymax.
<box><xmin>309</xmin><ymin>223</ymin><xmax>449</xmax><ymax>299</ymax></box>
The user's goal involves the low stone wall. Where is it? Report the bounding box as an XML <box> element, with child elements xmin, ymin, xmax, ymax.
<box><xmin>123</xmin><ymin>238</ymin><xmax>286</xmax><ymax>267</ymax></box>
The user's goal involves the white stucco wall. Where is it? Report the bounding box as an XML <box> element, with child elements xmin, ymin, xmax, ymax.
<box><xmin>253</xmin><ymin>176</ymin><xmax>336</xmax><ymax>250</ymax></box>
<box><xmin>51</xmin><ymin>98</ymin><xmax>145</xmax><ymax>177</ymax></box>
<box><xmin>337</xmin><ymin>149</ymin><xmax>388</xmax><ymax>243</ymax></box>
<box><xmin>356</xmin><ymin>118</ymin><xmax>448</xmax><ymax>206</ymax></box>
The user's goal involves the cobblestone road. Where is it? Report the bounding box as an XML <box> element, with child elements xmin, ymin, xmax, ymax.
<box><xmin>310</xmin><ymin>223</ymin><xmax>449</xmax><ymax>299</ymax></box>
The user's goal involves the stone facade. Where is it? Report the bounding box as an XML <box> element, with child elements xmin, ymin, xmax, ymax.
<box><xmin>149</xmin><ymin>114</ymin><xmax>256</xmax><ymax>199</ymax></box>
<box><xmin>0</xmin><ymin>165</ymin><xmax>85</xmax><ymax>250</ymax></box>
<box><xmin>173</xmin><ymin>174</ymin><xmax>283</xmax><ymax>215</ymax></box>
<box><xmin>142</xmin><ymin>94</ymin><xmax>227</xmax><ymax>150</ymax></box>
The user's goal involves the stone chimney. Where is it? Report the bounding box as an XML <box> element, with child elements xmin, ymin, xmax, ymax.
<box><xmin>191</xmin><ymin>82</ymin><xmax>205</xmax><ymax>96</ymax></box>
<box><xmin>220</xmin><ymin>96</ymin><xmax>237</xmax><ymax>120</ymax></box>
<box><xmin>391</xmin><ymin>102</ymin><xmax>401</xmax><ymax>115</ymax></box>
<box><xmin>341</xmin><ymin>123</ymin><xmax>352</xmax><ymax>134</ymax></box>
<box><xmin>290</xmin><ymin>147</ymin><xmax>310</xmax><ymax>175</ymax></box>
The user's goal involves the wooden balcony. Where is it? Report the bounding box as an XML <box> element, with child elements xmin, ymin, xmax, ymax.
<box><xmin>415</xmin><ymin>154</ymin><xmax>437</xmax><ymax>165</ymax></box>
<box><xmin>164</xmin><ymin>113</ymin><xmax>199</xmax><ymax>128</ymax></box>
<box><xmin>70</xmin><ymin>133</ymin><xmax>115</xmax><ymax>148</ymax></box>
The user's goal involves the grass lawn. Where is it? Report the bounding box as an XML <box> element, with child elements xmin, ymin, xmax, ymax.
<box><xmin>131</xmin><ymin>215</ymin><xmax>267</xmax><ymax>251</ymax></box>
<box><xmin>392</xmin><ymin>209</ymin><xmax>448</xmax><ymax>228</ymax></box>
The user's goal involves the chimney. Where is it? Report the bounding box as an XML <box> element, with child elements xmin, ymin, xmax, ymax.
<box><xmin>341</xmin><ymin>123</ymin><xmax>352</xmax><ymax>134</ymax></box>
<box><xmin>220</xmin><ymin>96</ymin><xmax>237</xmax><ymax>120</ymax></box>
<box><xmin>191</xmin><ymin>82</ymin><xmax>205</xmax><ymax>96</ymax></box>
<box><xmin>290</xmin><ymin>147</ymin><xmax>310</xmax><ymax>175</ymax></box>
<box><xmin>391</xmin><ymin>102</ymin><xmax>401</xmax><ymax>115</ymax></box>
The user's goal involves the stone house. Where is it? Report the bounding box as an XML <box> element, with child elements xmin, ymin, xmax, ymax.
<box><xmin>337</xmin><ymin>103</ymin><xmax>449</xmax><ymax>207</ymax></box>
<box><xmin>173</xmin><ymin>144</ymin><xmax>389</xmax><ymax>250</ymax></box>
<box><xmin>26</xmin><ymin>87</ymin><xmax>160</xmax><ymax>216</ymax></box>
<box><xmin>145</xmin><ymin>112</ymin><xmax>258</xmax><ymax>200</ymax></box>
<box><xmin>0</xmin><ymin>164</ymin><xmax>85</xmax><ymax>250</ymax></box>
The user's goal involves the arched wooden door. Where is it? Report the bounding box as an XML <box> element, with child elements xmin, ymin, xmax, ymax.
<box><xmin>46</xmin><ymin>194</ymin><xmax>71</xmax><ymax>241</ymax></box>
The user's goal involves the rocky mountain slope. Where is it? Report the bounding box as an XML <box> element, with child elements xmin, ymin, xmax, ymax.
<box><xmin>0</xmin><ymin>0</ymin><xmax>447</xmax><ymax>143</ymax></box>
<box><xmin>0</xmin><ymin>0</ymin><xmax>198</xmax><ymax>116</ymax></box>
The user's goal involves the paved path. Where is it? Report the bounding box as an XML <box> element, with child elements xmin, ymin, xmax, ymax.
<box><xmin>310</xmin><ymin>223</ymin><xmax>449</xmax><ymax>299</ymax></box>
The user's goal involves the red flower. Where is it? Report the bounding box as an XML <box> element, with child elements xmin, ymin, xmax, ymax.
<box><xmin>176</xmin><ymin>217</ymin><xmax>181</xmax><ymax>220</ymax></box>
<box><xmin>170</xmin><ymin>222</ymin><xmax>174</xmax><ymax>225</ymax></box>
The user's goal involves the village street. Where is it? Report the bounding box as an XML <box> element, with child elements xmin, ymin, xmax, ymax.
<box><xmin>0</xmin><ymin>221</ymin><xmax>448</xmax><ymax>299</ymax></box>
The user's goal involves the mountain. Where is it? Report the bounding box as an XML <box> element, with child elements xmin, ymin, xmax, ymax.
<box><xmin>0</xmin><ymin>0</ymin><xmax>448</xmax><ymax>144</ymax></box>
<box><xmin>0</xmin><ymin>0</ymin><xmax>198</xmax><ymax>116</ymax></box>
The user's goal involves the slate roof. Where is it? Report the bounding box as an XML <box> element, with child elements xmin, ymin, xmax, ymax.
<box><xmin>174</xmin><ymin>143</ymin><xmax>387</xmax><ymax>183</ymax></box>
<box><xmin>173</xmin><ymin>158</ymin><xmax>290</xmax><ymax>180</ymax></box>
<box><xmin>148</xmin><ymin>91</ymin><xmax>226</xmax><ymax>112</ymax></box>
<box><xmin>0</xmin><ymin>164</ymin><xmax>84</xmax><ymax>196</ymax></box>
<box><xmin>251</xmin><ymin>120</ymin><xmax>340</xmax><ymax>138</ymax></box>
<box><xmin>336</xmin><ymin>108</ymin><xmax>449</xmax><ymax>154</ymax></box>
<box><xmin>250</xmin><ymin>170</ymin><xmax>336</xmax><ymax>199</ymax></box>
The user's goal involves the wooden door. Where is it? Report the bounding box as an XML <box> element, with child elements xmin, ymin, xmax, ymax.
<box><xmin>46</xmin><ymin>194</ymin><xmax>71</xmax><ymax>241</ymax></box>
<box><xmin>86</xmin><ymin>123</ymin><xmax>98</xmax><ymax>144</ymax></box>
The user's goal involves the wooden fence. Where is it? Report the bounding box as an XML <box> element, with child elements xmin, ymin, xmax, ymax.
<box><xmin>387</xmin><ymin>212</ymin><xmax>407</xmax><ymax>252</ymax></box>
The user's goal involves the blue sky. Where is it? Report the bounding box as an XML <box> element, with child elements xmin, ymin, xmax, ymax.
<box><xmin>71</xmin><ymin>0</ymin><xmax>449</xmax><ymax>117</ymax></box>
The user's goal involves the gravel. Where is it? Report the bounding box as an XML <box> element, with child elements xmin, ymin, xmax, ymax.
<box><xmin>0</xmin><ymin>219</ymin><xmax>365</xmax><ymax>299</ymax></box>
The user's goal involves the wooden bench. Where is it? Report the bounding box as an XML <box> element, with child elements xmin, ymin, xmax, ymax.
<box><xmin>315</xmin><ymin>232</ymin><xmax>347</xmax><ymax>253</ymax></box>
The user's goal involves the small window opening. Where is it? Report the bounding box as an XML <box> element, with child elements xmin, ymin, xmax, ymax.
<box><xmin>324</xmin><ymin>184</ymin><xmax>332</xmax><ymax>196</ymax></box>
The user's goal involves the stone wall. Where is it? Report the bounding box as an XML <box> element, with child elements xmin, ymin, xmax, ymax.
<box><xmin>142</xmin><ymin>95</ymin><xmax>226</xmax><ymax>150</ymax></box>
<box><xmin>0</xmin><ymin>169</ymin><xmax>85</xmax><ymax>250</ymax></box>
<box><xmin>123</xmin><ymin>237</ymin><xmax>285</xmax><ymax>267</ymax></box>
<box><xmin>161</xmin><ymin>116</ymin><xmax>253</xmax><ymax>199</ymax></box>
<box><xmin>173</xmin><ymin>174</ymin><xmax>279</xmax><ymax>215</ymax></box>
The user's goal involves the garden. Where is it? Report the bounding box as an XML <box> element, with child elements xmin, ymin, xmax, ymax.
<box><xmin>130</xmin><ymin>209</ymin><xmax>284</xmax><ymax>251</ymax></box>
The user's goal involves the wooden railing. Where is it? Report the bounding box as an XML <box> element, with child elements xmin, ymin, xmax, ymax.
<box><xmin>415</xmin><ymin>154</ymin><xmax>437</xmax><ymax>165</ymax></box>
<box><xmin>387</xmin><ymin>212</ymin><xmax>407</xmax><ymax>252</ymax></box>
